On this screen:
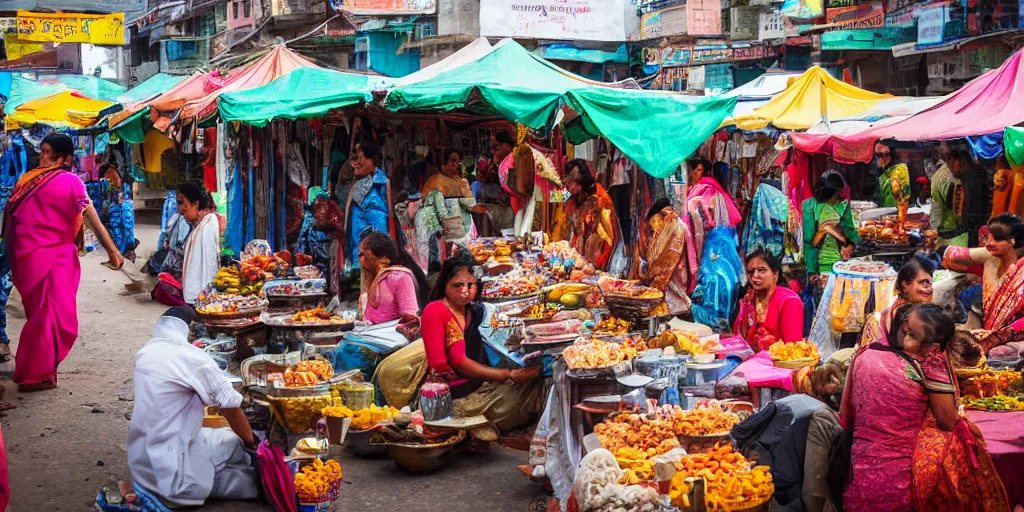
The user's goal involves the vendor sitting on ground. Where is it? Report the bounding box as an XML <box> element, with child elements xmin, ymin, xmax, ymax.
<box><xmin>128</xmin><ymin>307</ymin><xmax>258</xmax><ymax>507</ymax></box>
<box><xmin>734</xmin><ymin>248</ymin><xmax>804</xmax><ymax>351</ymax></box>
<box><xmin>376</xmin><ymin>251</ymin><xmax>541</xmax><ymax>433</ymax></box>
<box><xmin>358</xmin><ymin>230</ymin><xmax>429</xmax><ymax>323</ymax></box>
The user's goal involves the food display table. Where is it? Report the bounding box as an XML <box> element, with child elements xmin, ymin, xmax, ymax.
<box><xmin>967</xmin><ymin>410</ymin><xmax>1024</xmax><ymax>506</ymax></box>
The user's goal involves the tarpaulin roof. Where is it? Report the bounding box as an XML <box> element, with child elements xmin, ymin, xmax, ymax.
<box><xmin>843</xmin><ymin>48</ymin><xmax>1024</xmax><ymax>143</ymax></box>
<box><xmin>385</xmin><ymin>39</ymin><xmax>735</xmax><ymax>179</ymax></box>
<box><xmin>391</xmin><ymin>37</ymin><xmax>493</xmax><ymax>88</ymax></box>
<box><xmin>118</xmin><ymin>73</ymin><xmax>187</xmax><ymax>104</ymax></box>
<box><xmin>111</xmin><ymin>71</ymin><xmax>208</xmax><ymax>132</ymax></box>
<box><xmin>726</xmin><ymin>66</ymin><xmax>892</xmax><ymax>131</ymax></box>
<box><xmin>54</xmin><ymin>75</ymin><xmax>126</xmax><ymax>102</ymax></box>
<box><xmin>218</xmin><ymin>67</ymin><xmax>374</xmax><ymax>126</ymax></box>
<box><xmin>790</xmin><ymin>96</ymin><xmax>946</xmax><ymax>163</ymax></box>
<box><xmin>723</xmin><ymin>71</ymin><xmax>803</xmax><ymax>119</ymax></box>
<box><xmin>153</xmin><ymin>45</ymin><xmax>319</xmax><ymax>129</ymax></box>
<box><xmin>6</xmin><ymin>90</ymin><xmax>118</xmax><ymax>130</ymax></box>
<box><xmin>3</xmin><ymin>75</ymin><xmax>66</xmax><ymax>114</ymax></box>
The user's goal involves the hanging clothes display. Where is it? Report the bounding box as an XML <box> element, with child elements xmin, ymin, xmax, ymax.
<box><xmin>742</xmin><ymin>182</ymin><xmax>790</xmax><ymax>258</ymax></box>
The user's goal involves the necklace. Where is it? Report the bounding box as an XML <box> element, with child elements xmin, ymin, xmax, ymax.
<box><xmin>443</xmin><ymin>299</ymin><xmax>466</xmax><ymax>328</ymax></box>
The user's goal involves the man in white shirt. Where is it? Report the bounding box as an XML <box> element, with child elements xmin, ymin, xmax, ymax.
<box><xmin>128</xmin><ymin>307</ymin><xmax>259</xmax><ymax>507</ymax></box>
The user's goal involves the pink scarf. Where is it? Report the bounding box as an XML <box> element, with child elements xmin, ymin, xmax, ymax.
<box><xmin>697</xmin><ymin>176</ymin><xmax>742</xmax><ymax>226</ymax></box>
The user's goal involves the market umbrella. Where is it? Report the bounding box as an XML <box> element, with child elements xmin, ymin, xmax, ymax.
<box><xmin>218</xmin><ymin>67</ymin><xmax>374</xmax><ymax>127</ymax></box>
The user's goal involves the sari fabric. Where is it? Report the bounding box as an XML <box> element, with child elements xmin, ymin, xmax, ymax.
<box><xmin>943</xmin><ymin>246</ymin><xmax>1024</xmax><ymax>348</ymax></box>
<box><xmin>913</xmin><ymin>414</ymin><xmax>1010</xmax><ymax>512</ymax></box>
<box><xmin>644</xmin><ymin>207</ymin><xmax>696</xmax><ymax>314</ymax></box>
<box><xmin>566</xmin><ymin>184</ymin><xmax>619</xmax><ymax>271</ymax></box>
<box><xmin>687</xmin><ymin>176</ymin><xmax>742</xmax><ymax>231</ymax></box>
<box><xmin>733</xmin><ymin>286</ymin><xmax>804</xmax><ymax>351</ymax></box>
<box><xmin>840</xmin><ymin>339</ymin><xmax>954</xmax><ymax>512</ymax></box>
<box><xmin>7</xmin><ymin>168</ymin><xmax>90</xmax><ymax>385</ymax></box>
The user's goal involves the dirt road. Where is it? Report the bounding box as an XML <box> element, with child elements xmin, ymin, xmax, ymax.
<box><xmin>3</xmin><ymin>221</ymin><xmax>544</xmax><ymax>511</ymax></box>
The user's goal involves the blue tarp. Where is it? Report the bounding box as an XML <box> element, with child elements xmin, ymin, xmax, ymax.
<box><xmin>534</xmin><ymin>43</ymin><xmax>628</xmax><ymax>64</ymax></box>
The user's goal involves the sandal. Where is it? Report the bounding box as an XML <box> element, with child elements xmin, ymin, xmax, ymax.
<box><xmin>0</xmin><ymin>344</ymin><xmax>10</xmax><ymax>362</ymax></box>
<box><xmin>18</xmin><ymin>380</ymin><xmax>56</xmax><ymax>392</ymax></box>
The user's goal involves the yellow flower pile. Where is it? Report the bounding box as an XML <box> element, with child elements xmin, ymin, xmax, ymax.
<box><xmin>768</xmin><ymin>340</ymin><xmax>819</xmax><ymax>361</ymax></box>
<box><xmin>294</xmin><ymin>457</ymin><xmax>342</xmax><ymax>504</ymax></box>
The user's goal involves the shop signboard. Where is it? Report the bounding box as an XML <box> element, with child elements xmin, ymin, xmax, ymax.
<box><xmin>332</xmin><ymin>0</ymin><xmax>436</xmax><ymax>15</ymax></box>
<box><xmin>781</xmin><ymin>0</ymin><xmax>823</xmax><ymax>19</ymax></box>
<box><xmin>827</xmin><ymin>0</ymin><xmax>859</xmax><ymax>6</ymax></box>
<box><xmin>16</xmin><ymin>10</ymin><xmax>125</xmax><ymax>45</ymax></box>
<box><xmin>479</xmin><ymin>0</ymin><xmax>626</xmax><ymax>41</ymax></box>
<box><xmin>691</xmin><ymin>47</ymin><xmax>732</xmax><ymax>64</ymax></box>
<box><xmin>687</xmin><ymin>0</ymin><xmax>722</xmax><ymax>35</ymax></box>
<box><xmin>687</xmin><ymin>65</ymin><xmax>705</xmax><ymax>90</ymax></box>
<box><xmin>641</xmin><ymin>45</ymin><xmax>692</xmax><ymax>68</ymax></box>
<box><xmin>733</xmin><ymin>45</ymin><xmax>777</xmax><ymax>60</ymax></box>
<box><xmin>759</xmin><ymin>10</ymin><xmax>785</xmax><ymax>39</ymax></box>
<box><xmin>825</xmin><ymin>2</ymin><xmax>884</xmax><ymax>29</ymax></box>
<box><xmin>917</xmin><ymin>6</ymin><xmax>947</xmax><ymax>45</ymax></box>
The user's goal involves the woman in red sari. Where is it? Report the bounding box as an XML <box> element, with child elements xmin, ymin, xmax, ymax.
<box><xmin>3</xmin><ymin>134</ymin><xmax>123</xmax><ymax>391</ymax></box>
<box><xmin>734</xmin><ymin>248</ymin><xmax>804</xmax><ymax>351</ymax></box>
<box><xmin>943</xmin><ymin>214</ymin><xmax>1024</xmax><ymax>350</ymax></box>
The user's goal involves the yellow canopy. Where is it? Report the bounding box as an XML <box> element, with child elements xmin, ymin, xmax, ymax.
<box><xmin>726</xmin><ymin>67</ymin><xmax>891</xmax><ymax>131</ymax></box>
<box><xmin>6</xmin><ymin>90</ymin><xmax>116</xmax><ymax>130</ymax></box>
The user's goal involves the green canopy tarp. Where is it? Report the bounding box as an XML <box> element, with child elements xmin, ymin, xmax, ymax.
<box><xmin>1006</xmin><ymin>126</ymin><xmax>1024</xmax><ymax>166</ymax></box>
<box><xmin>118</xmin><ymin>73</ymin><xmax>187</xmax><ymax>103</ymax></box>
<box><xmin>56</xmin><ymin>75</ymin><xmax>125</xmax><ymax>102</ymax></box>
<box><xmin>218</xmin><ymin>67</ymin><xmax>374</xmax><ymax>127</ymax></box>
<box><xmin>384</xmin><ymin>40</ymin><xmax>736</xmax><ymax>178</ymax></box>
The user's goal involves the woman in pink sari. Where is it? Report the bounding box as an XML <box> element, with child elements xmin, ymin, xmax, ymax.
<box><xmin>358</xmin><ymin>230</ymin><xmax>428</xmax><ymax>324</ymax></box>
<box><xmin>2</xmin><ymin>134</ymin><xmax>123</xmax><ymax>391</ymax></box>
<box><xmin>734</xmin><ymin>249</ymin><xmax>804</xmax><ymax>351</ymax></box>
<box><xmin>840</xmin><ymin>304</ymin><xmax>962</xmax><ymax>511</ymax></box>
<box><xmin>943</xmin><ymin>214</ymin><xmax>1024</xmax><ymax>350</ymax></box>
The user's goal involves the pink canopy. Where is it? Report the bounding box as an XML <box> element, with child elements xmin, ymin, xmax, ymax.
<box><xmin>793</xmin><ymin>48</ymin><xmax>1024</xmax><ymax>162</ymax></box>
<box><xmin>150</xmin><ymin>45</ymin><xmax>319</xmax><ymax>130</ymax></box>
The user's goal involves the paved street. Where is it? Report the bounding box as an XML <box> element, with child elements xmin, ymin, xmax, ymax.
<box><xmin>2</xmin><ymin>220</ymin><xmax>544</xmax><ymax>511</ymax></box>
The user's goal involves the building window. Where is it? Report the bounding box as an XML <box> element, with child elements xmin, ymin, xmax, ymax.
<box><xmin>233</xmin><ymin>2</ymin><xmax>239</xmax><ymax>19</ymax></box>
<box><xmin>244</xmin><ymin>0</ymin><xmax>251</xmax><ymax>17</ymax></box>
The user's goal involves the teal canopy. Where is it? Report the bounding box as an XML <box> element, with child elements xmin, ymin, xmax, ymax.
<box><xmin>385</xmin><ymin>40</ymin><xmax>736</xmax><ymax>179</ymax></box>
<box><xmin>218</xmin><ymin>67</ymin><xmax>374</xmax><ymax>127</ymax></box>
<box><xmin>4</xmin><ymin>76</ymin><xmax>65</xmax><ymax>114</ymax></box>
<box><xmin>118</xmin><ymin>73</ymin><xmax>186</xmax><ymax>104</ymax></box>
<box><xmin>56</xmin><ymin>75</ymin><xmax>126</xmax><ymax>102</ymax></box>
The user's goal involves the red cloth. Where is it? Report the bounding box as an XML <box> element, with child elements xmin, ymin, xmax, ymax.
<box><xmin>203</xmin><ymin>128</ymin><xmax>217</xmax><ymax>192</ymax></box>
<box><xmin>966</xmin><ymin>410</ymin><xmax>1024</xmax><ymax>506</ymax></box>
<box><xmin>0</xmin><ymin>424</ymin><xmax>8</xmax><ymax>511</ymax></box>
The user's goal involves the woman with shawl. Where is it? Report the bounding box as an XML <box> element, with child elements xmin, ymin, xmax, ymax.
<box><xmin>416</xmin><ymin>148</ymin><xmax>481</xmax><ymax>263</ymax></box>
<box><xmin>841</xmin><ymin>304</ymin><xmax>1008</xmax><ymax>512</ymax></box>
<box><xmin>686</xmin><ymin>157</ymin><xmax>742</xmax><ymax>231</ymax></box>
<box><xmin>3</xmin><ymin>134</ymin><xmax>124</xmax><ymax>390</ymax></box>
<box><xmin>642</xmin><ymin>198</ymin><xmax>697</xmax><ymax>315</ymax></box>
<box><xmin>564</xmin><ymin>159</ymin><xmax>619</xmax><ymax>271</ymax></box>
<box><xmin>875</xmin><ymin>142</ymin><xmax>911</xmax><ymax>221</ymax></box>
<box><xmin>177</xmin><ymin>183</ymin><xmax>220</xmax><ymax>305</ymax></box>
<box><xmin>943</xmin><ymin>213</ymin><xmax>1024</xmax><ymax>350</ymax></box>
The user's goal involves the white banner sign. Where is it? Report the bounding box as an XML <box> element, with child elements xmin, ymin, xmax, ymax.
<box><xmin>480</xmin><ymin>0</ymin><xmax>626</xmax><ymax>42</ymax></box>
<box><xmin>759</xmin><ymin>10</ymin><xmax>784</xmax><ymax>39</ymax></box>
<box><xmin>917</xmin><ymin>6</ymin><xmax>947</xmax><ymax>45</ymax></box>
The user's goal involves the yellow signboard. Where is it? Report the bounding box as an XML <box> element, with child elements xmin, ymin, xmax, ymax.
<box><xmin>16</xmin><ymin>10</ymin><xmax>125</xmax><ymax>45</ymax></box>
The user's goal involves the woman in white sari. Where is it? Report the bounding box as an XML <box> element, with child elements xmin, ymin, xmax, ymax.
<box><xmin>177</xmin><ymin>183</ymin><xmax>221</xmax><ymax>305</ymax></box>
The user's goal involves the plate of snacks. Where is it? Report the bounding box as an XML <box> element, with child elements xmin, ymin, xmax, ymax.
<box><xmin>768</xmin><ymin>340</ymin><xmax>820</xmax><ymax>369</ymax></box>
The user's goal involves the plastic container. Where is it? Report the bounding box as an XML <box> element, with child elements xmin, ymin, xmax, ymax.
<box><xmin>336</xmin><ymin>382</ymin><xmax>374</xmax><ymax>410</ymax></box>
<box><xmin>419</xmin><ymin>381</ymin><xmax>453</xmax><ymax>421</ymax></box>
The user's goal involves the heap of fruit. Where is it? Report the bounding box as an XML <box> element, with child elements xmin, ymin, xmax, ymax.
<box><xmin>593</xmin><ymin>316</ymin><xmax>631</xmax><ymax>335</ymax></box>
<box><xmin>961</xmin><ymin>369</ymin><xmax>1022</xmax><ymax>398</ymax></box>
<box><xmin>768</xmin><ymin>340</ymin><xmax>820</xmax><ymax>362</ymax></box>
<box><xmin>651</xmin><ymin>329</ymin><xmax>717</xmax><ymax>355</ymax></box>
<box><xmin>962</xmin><ymin>395</ymin><xmax>1024</xmax><ymax>411</ymax></box>
<box><xmin>669</xmin><ymin>443</ymin><xmax>774</xmax><ymax>510</ymax></box>
<box><xmin>240</xmin><ymin>251</ymin><xmax>288</xmax><ymax>283</ymax></box>
<box><xmin>545</xmin><ymin>283</ymin><xmax>592</xmax><ymax>309</ymax></box>
<box><xmin>562</xmin><ymin>336</ymin><xmax>646</xmax><ymax>369</ymax></box>
<box><xmin>351</xmin><ymin>404</ymin><xmax>402</xmax><ymax>430</ymax></box>
<box><xmin>290</xmin><ymin>306</ymin><xmax>345</xmax><ymax>325</ymax></box>
<box><xmin>482</xmin><ymin>273</ymin><xmax>545</xmax><ymax>298</ymax></box>
<box><xmin>194</xmin><ymin>291</ymin><xmax>267</xmax><ymax>315</ymax></box>
<box><xmin>594</xmin><ymin>408</ymin><xmax>682</xmax><ymax>483</ymax></box>
<box><xmin>321</xmin><ymin>405</ymin><xmax>354</xmax><ymax>418</ymax></box>
<box><xmin>294</xmin><ymin>458</ymin><xmax>342</xmax><ymax>504</ymax></box>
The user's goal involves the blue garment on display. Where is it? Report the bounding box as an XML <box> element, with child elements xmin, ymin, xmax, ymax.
<box><xmin>226</xmin><ymin>161</ymin><xmax>244</xmax><ymax>256</ymax></box>
<box><xmin>691</xmin><ymin>227</ymin><xmax>744</xmax><ymax>329</ymax></box>
<box><xmin>966</xmin><ymin>132</ymin><xmax>1004</xmax><ymax>160</ymax></box>
<box><xmin>346</xmin><ymin>169</ymin><xmax>390</xmax><ymax>272</ymax></box>
<box><xmin>742</xmin><ymin>183</ymin><xmax>789</xmax><ymax>257</ymax></box>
